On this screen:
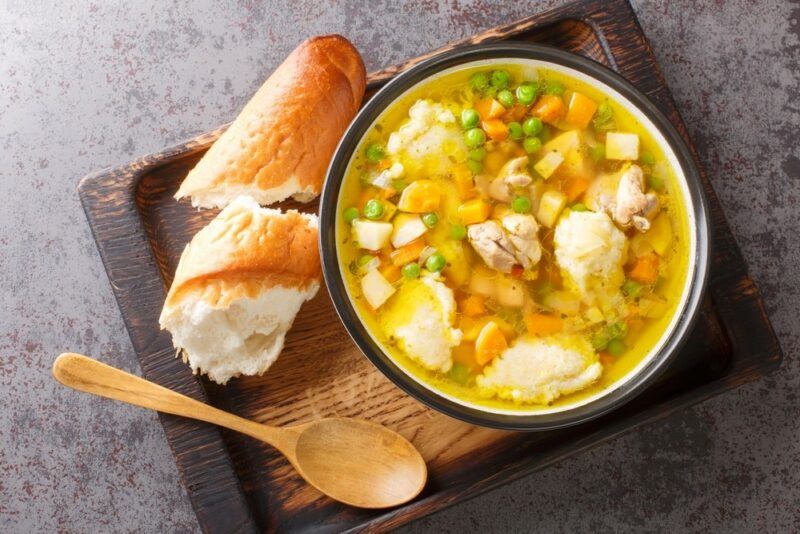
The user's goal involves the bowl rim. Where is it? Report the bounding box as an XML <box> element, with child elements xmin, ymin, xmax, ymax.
<box><xmin>319</xmin><ymin>42</ymin><xmax>711</xmax><ymax>431</ymax></box>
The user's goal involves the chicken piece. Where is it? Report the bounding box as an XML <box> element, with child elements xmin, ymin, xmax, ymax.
<box><xmin>498</xmin><ymin>156</ymin><xmax>533</xmax><ymax>187</ymax></box>
<box><xmin>586</xmin><ymin>164</ymin><xmax>658</xmax><ymax>232</ymax></box>
<box><xmin>467</xmin><ymin>221</ymin><xmax>517</xmax><ymax>273</ymax></box>
<box><xmin>488</xmin><ymin>177</ymin><xmax>513</xmax><ymax>202</ymax></box>
<box><xmin>614</xmin><ymin>165</ymin><xmax>659</xmax><ymax>231</ymax></box>
<box><xmin>501</xmin><ymin>214</ymin><xmax>542</xmax><ymax>269</ymax></box>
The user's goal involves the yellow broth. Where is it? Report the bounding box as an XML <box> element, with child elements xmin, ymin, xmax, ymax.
<box><xmin>337</xmin><ymin>64</ymin><xmax>690</xmax><ymax>412</ymax></box>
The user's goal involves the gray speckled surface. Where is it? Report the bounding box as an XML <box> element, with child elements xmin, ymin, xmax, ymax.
<box><xmin>1</xmin><ymin>0</ymin><xmax>797</xmax><ymax>532</ymax></box>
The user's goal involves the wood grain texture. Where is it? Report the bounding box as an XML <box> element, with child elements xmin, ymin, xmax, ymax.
<box><xmin>77</xmin><ymin>0</ymin><xmax>783</xmax><ymax>532</ymax></box>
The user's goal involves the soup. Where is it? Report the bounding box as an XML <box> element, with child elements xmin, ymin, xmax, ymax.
<box><xmin>336</xmin><ymin>64</ymin><xmax>690</xmax><ymax>412</ymax></box>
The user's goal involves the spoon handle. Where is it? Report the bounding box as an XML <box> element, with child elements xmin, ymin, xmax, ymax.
<box><xmin>52</xmin><ymin>353</ymin><xmax>298</xmax><ymax>454</ymax></box>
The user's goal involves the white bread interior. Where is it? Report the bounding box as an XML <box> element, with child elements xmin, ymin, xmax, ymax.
<box><xmin>175</xmin><ymin>34</ymin><xmax>366</xmax><ymax>209</ymax></box>
<box><xmin>159</xmin><ymin>196</ymin><xmax>321</xmax><ymax>384</ymax></box>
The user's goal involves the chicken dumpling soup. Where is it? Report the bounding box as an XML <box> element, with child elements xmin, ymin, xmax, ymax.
<box><xmin>336</xmin><ymin>63</ymin><xmax>692</xmax><ymax>413</ymax></box>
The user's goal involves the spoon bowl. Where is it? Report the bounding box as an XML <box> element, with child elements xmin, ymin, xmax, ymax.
<box><xmin>52</xmin><ymin>353</ymin><xmax>427</xmax><ymax>508</ymax></box>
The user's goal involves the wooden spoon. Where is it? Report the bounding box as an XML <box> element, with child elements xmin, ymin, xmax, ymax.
<box><xmin>52</xmin><ymin>353</ymin><xmax>427</xmax><ymax>508</ymax></box>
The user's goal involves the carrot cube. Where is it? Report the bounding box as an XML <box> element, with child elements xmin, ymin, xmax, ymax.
<box><xmin>531</xmin><ymin>94</ymin><xmax>565</xmax><ymax>124</ymax></box>
<box><xmin>565</xmin><ymin>92</ymin><xmax>598</xmax><ymax>129</ymax></box>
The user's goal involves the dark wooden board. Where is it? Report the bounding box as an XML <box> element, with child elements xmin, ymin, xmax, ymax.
<box><xmin>77</xmin><ymin>0</ymin><xmax>783</xmax><ymax>532</ymax></box>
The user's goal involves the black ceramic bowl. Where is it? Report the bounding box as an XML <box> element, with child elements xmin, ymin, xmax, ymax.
<box><xmin>319</xmin><ymin>43</ymin><xmax>710</xmax><ymax>431</ymax></box>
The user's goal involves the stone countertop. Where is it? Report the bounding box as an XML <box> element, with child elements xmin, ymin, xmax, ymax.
<box><xmin>1</xmin><ymin>0</ymin><xmax>797</xmax><ymax>532</ymax></box>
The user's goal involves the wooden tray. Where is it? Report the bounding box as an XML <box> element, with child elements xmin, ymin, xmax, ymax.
<box><xmin>78</xmin><ymin>0</ymin><xmax>783</xmax><ymax>532</ymax></box>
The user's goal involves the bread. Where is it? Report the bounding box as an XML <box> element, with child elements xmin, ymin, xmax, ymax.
<box><xmin>159</xmin><ymin>196</ymin><xmax>321</xmax><ymax>384</ymax></box>
<box><xmin>175</xmin><ymin>35</ymin><xmax>366</xmax><ymax>209</ymax></box>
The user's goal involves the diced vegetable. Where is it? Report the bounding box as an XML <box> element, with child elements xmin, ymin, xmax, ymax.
<box><xmin>450</xmin><ymin>224</ymin><xmax>467</xmax><ymax>240</ymax></box>
<box><xmin>422</xmin><ymin>212</ymin><xmax>439</xmax><ymax>228</ymax></box>
<box><xmin>647</xmin><ymin>215</ymin><xmax>673</xmax><ymax>256</ymax></box>
<box><xmin>365</xmin><ymin>143</ymin><xmax>385</xmax><ymax>162</ymax></box>
<box><xmin>457</xmin><ymin>198</ymin><xmax>491</xmax><ymax>225</ymax></box>
<box><xmin>469</xmin><ymin>266</ymin><xmax>496</xmax><ymax>298</ymax></box>
<box><xmin>379</xmin><ymin>263</ymin><xmax>401</xmax><ymax>283</ymax></box>
<box><xmin>565</xmin><ymin>176</ymin><xmax>590</xmax><ymax>201</ymax></box>
<box><xmin>448</xmin><ymin>362</ymin><xmax>472</xmax><ymax>384</ymax></box>
<box><xmin>531</xmin><ymin>94</ymin><xmax>564</xmax><ymax>124</ymax></box>
<box><xmin>425</xmin><ymin>252</ymin><xmax>446</xmax><ymax>272</ymax></box>
<box><xmin>622</xmin><ymin>279</ymin><xmax>644</xmax><ymax>297</ymax></box>
<box><xmin>496</xmin><ymin>277</ymin><xmax>525</xmax><ymax>308</ymax></box>
<box><xmin>516</xmin><ymin>83</ymin><xmax>537</xmax><ymax>105</ymax></box>
<box><xmin>592</xmin><ymin>101</ymin><xmax>614</xmax><ymax>131</ymax></box>
<box><xmin>523</xmin><ymin>313</ymin><xmax>563</xmax><ymax>336</ymax></box>
<box><xmin>451</xmin><ymin>163</ymin><xmax>476</xmax><ymax>199</ymax></box>
<box><xmin>352</xmin><ymin>219</ymin><xmax>393</xmax><ymax>250</ymax></box>
<box><xmin>544</xmin><ymin>80</ymin><xmax>565</xmax><ymax>96</ymax></box>
<box><xmin>535</xmin><ymin>189</ymin><xmax>567</xmax><ymax>227</ymax></box>
<box><xmin>343</xmin><ymin>207</ymin><xmax>359</xmax><ymax>224</ymax></box>
<box><xmin>627</xmin><ymin>252</ymin><xmax>660</xmax><ymax>284</ymax></box>
<box><xmin>363</xmin><ymin>198</ymin><xmax>384</xmax><ymax>220</ymax></box>
<box><xmin>361</xmin><ymin>269</ymin><xmax>396</xmax><ymax>309</ymax></box>
<box><xmin>391</xmin><ymin>213</ymin><xmax>428</xmax><ymax>248</ymax></box>
<box><xmin>483</xmin><ymin>150</ymin><xmax>508</xmax><ymax>175</ymax></box>
<box><xmin>459</xmin><ymin>295</ymin><xmax>486</xmax><ymax>317</ymax></box>
<box><xmin>522</xmin><ymin>117</ymin><xmax>543</xmax><ymax>136</ymax></box>
<box><xmin>543</xmin><ymin>290</ymin><xmax>580</xmax><ymax>315</ymax></box>
<box><xmin>475</xmin><ymin>97</ymin><xmax>505</xmax><ymax>119</ymax></box>
<box><xmin>469</xmin><ymin>72</ymin><xmax>489</xmax><ymax>92</ymax></box>
<box><xmin>512</xmin><ymin>195</ymin><xmax>532</xmax><ymax>213</ymax></box>
<box><xmin>461</xmin><ymin>108</ymin><xmax>480</xmax><ymax>129</ymax></box>
<box><xmin>565</xmin><ymin>92</ymin><xmax>598</xmax><ymax>129</ymax></box>
<box><xmin>585</xmin><ymin>306</ymin><xmax>605</xmax><ymax>324</ymax></box>
<box><xmin>390</xmin><ymin>238</ymin><xmax>426</xmax><ymax>265</ymax></box>
<box><xmin>523</xmin><ymin>137</ymin><xmax>542</xmax><ymax>154</ymax></box>
<box><xmin>398</xmin><ymin>179</ymin><xmax>441</xmax><ymax>212</ymax></box>
<box><xmin>401</xmin><ymin>262</ymin><xmax>421</xmax><ymax>280</ymax></box>
<box><xmin>508</xmin><ymin>121</ymin><xmax>524</xmax><ymax>140</ymax></box>
<box><xmin>482</xmin><ymin>119</ymin><xmax>509</xmax><ymax>141</ymax></box>
<box><xmin>497</xmin><ymin>89</ymin><xmax>515</xmax><ymax>108</ymax></box>
<box><xmin>492</xmin><ymin>203</ymin><xmax>512</xmax><ymax>220</ymax></box>
<box><xmin>606</xmin><ymin>338</ymin><xmax>626</xmax><ymax>356</ymax></box>
<box><xmin>533</xmin><ymin>151</ymin><xmax>565</xmax><ymax>179</ymax></box>
<box><xmin>543</xmin><ymin>129</ymin><xmax>581</xmax><ymax>155</ymax></box>
<box><xmin>490</xmin><ymin>70</ymin><xmax>510</xmax><ymax>89</ymax></box>
<box><xmin>605</xmin><ymin>132</ymin><xmax>640</xmax><ymax>160</ymax></box>
<box><xmin>475</xmin><ymin>321</ymin><xmax>508</xmax><ymax>365</ymax></box>
<box><xmin>464</xmin><ymin>127</ymin><xmax>487</xmax><ymax>147</ymax></box>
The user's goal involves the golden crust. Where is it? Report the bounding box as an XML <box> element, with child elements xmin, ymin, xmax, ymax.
<box><xmin>175</xmin><ymin>34</ymin><xmax>366</xmax><ymax>207</ymax></box>
<box><xmin>161</xmin><ymin>199</ymin><xmax>321</xmax><ymax>314</ymax></box>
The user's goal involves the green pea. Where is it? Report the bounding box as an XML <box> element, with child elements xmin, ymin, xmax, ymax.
<box><xmin>365</xmin><ymin>143</ymin><xmax>385</xmax><ymax>163</ymax></box>
<box><xmin>507</xmin><ymin>121</ymin><xmax>523</xmax><ymax>140</ymax></box>
<box><xmin>522</xmin><ymin>117</ymin><xmax>543</xmax><ymax>136</ymax></box>
<box><xmin>468</xmin><ymin>147</ymin><xmax>487</xmax><ymax>161</ymax></box>
<box><xmin>448</xmin><ymin>362</ymin><xmax>471</xmax><ymax>385</ymax></box>
<box><xmin>363</xmin><ymin>199</ymin><xmax>384</xmax><ymax>220</ymax></box>
<box><xmin>523</xmin><ymin>137</ymin><xmax>542</xmax><ymax>154</ymax></box>
<box><xmin>647</xmin><ymin>173</ymin><xmax>665</xmax><ymax>192</ymax></box>
<box><xmin>516</xmin><ymin>83</ymin><xmax>537</xmax><ymax>105</ymax></box>
<box><xmin>607</xmin><ymin>339</ymin><xmax>626</xmax><ymax>357</ymax></box>
<box><xmin>544</xmin><ymin>80</ymin><xmax>565</xmax><ymax>96</ymax></box>
<box><xmin>592</xmin><ymin>330</ymin><xmax>610</xmax><ymax>351</ymax></box>
<box><xmin>461</xmin><ymin>108</ymin><xmax>480</xmax><ymax>129</ymax></box>
<box><xmin>571</xmin><ymin>202</ymin><xmax>588</xmax><ymax>212</ymax></box>
<box><xmin>622</xmin><ymin>279</ymin><xmax>643</xmax><ymax>297</ymax></box>
<box><xmin>464</xmin><ymin>128</ymin><xmax>486</xmax><ymax>148</ymax></box>
<box><xmin>512</xmin><ymin>195</ymin><xmax>532</xmax><ymax>213</ymax></box>
<box><xmin>422</xmin><ymin>212</ymin><xmax>439</xmax><ymax>228</ymax></box>
<box><xmin>589</xmin><ymin>144</ymin><xmax>606</xmax><ymax>162</ymax></box>
<box><xmin>425</xmin><ymin>252</ymin><xmax>446</xmax><ymax>272</ymax></box>
<box><xmin>497</xmin><ymin>89</ymin><xmax>515</xmax><ymax>108</ymax></box>
<box><xmin>469</xmin><ymin>72</ymin><xmax>489</xmax><ymax>92</ymax></box>
<box><xmin>607</xmin><ymin>321</ymin><xmax>628</xmax><ymax>340</ymax></box>
<box><xmin>450</xmin><ymin>224</ymin><xmax>467</xmax><ymax>240</ymax></box>
<box><xmin>401</xmin><ymin>262</ymin><xmax>420</xmax><ymax>279</ymax></box>
<box><xmin>639</xmin><ymin>151</ymin><xmax>655</xmax><ymax>166</ymax></box>
<box><xmin>466</xmin><ymin>159</ymin><xmax>483</xmax><ymax>175</ymax></box>
<box><xmin>343</xmin><ymin>206</ymin><xmax>359</xmax><ymax>223</ymax></box>
<box><xmin>357</xmin><ymin>254</ymin><xmax>375</xmax><ymax>267</ymax></box>
<box><xmin>491</xmin><ymin>70</ymin><xmax>510</xmax><ymax>89</ymax></box>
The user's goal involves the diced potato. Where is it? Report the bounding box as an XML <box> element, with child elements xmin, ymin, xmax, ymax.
<box><xmin>647</xmin><ymin>214</ymin><xmax>673</xmax><ymax>256</ymax></box>
<box><xmin>469</xmin><ymin>265</ymin><xmax>496</xmax><ymax>298</ymax></box>
<box><xmin>543</xmin><ymin>130</ymin><xmax>581</xmax><ymax>155</ymax></box>
<box><xmin>535</xmin><ymin>189</ymin><xmax>567</xmax><ymax>228</ymax></box>
<box><xmin>390</xmin><ymin>238</ymin><xmax>426</xmax><ymax>266</ymax></box>
<box><xmin>523</xmin><ymin>313</ymin><xmax>563</xmax><ymax>336</ymax></box>
<box><xmin>361</xmin><ymin>269</ymin><xmax>396</xmax><ymax>309</ymax></box>
<box><xmin>482</xmin><ymin>119</ymin><xmax>509</xmax><ymax>141</ymax></box>
<box><xmin>458</xmin><ymin>198</ymin><xmax>492</xmax><ymax>225</ymax></box>
<box><xmin>533</xmin><ymin>151</ymin><xmax>565</xmax><ymax>179</ymax></box>
<box><xmin>585</xmin><ymin>306</ymin><xmax>605</xmax><ymax>324</ymax></box>
<box><xmin>483</xmin><ymin>150</ymin><xmax>509</xmax><ymax>176</ymax></box>
<box><xmin>352</xmin><ymin>219</ymin><xmax>393</xmax><ymax>251</ymax></box>
<box><xmin>531</xmin><ymin>94</ymin><xmax>565</xmax><ymax>124</ymax></box>
<box><xmin>496</xmin><ymin>276</ymin><xmax>525</xmax><ymax>308</ymax></box>
<box><xmin>606</xmin><ymin>132</ymin><xmax>640</xmax><ymax>160</ymax></box>
<box><xmin>565</xmin><ymin>92</ymin><xmax>598</xmax><ymax>129</ymax></box>
<box><xmin>475</xmin><ymin>98</ymin><xmax>505</xmax><ymax>119</ymax></box>
<box><xmin>391</xmin><ymin>213</ymin><xmax>427</xmax><ymax>248</ymax></box>
<box><xmin>543</xmin><ymin>290</ymin><xmax>581</xmax><ymax>315</ymax></box>
<box><xmin>630</xmin><ymin>231</ymin><xmax>655</xmax><ymax>258</ymax></box>
<box><xmin>398</xmin><ymin>179</ymin><xmax>441</xmax><ymax>212</ymax></box>
<box><xmin>491</xmin><ymin>203</ymin><xmax>512</xmax><ymax>220</ymax></box>
<box><xmin>475</xmin><ymin>321</ymin><xmax>508</xmax><ymax>365</ymax></box>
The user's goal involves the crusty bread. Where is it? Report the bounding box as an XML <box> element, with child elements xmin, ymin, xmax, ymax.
<box><xmin>159</xmin><ymin>196</ymin><xmax>321</xmax><ymax>384</ymax></box>
<box><xmin>175</xmin><ymin>35</ymin><xmax>366</xmax><ymax>209</ymax></box>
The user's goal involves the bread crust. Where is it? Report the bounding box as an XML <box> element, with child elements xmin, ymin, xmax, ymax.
<box><xmin>175</xmin><ymin>34</ymin><xmax>366</xmax><ymax>208</ymax></box>
<box><xmin>161</xmin><ymin>198</ymin><xmax>321</xmax><ymax>316</ymax></box>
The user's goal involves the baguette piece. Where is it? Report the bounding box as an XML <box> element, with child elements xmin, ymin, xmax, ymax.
<box><xmin>159</xmin><ymin>196</ymin><xmax>321</xmax><ymax>384</ymax></box>
<box><xmin>175</xmin><ymin>35</ymin><xmax>366</xmax><ymax>209</ymax></box>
